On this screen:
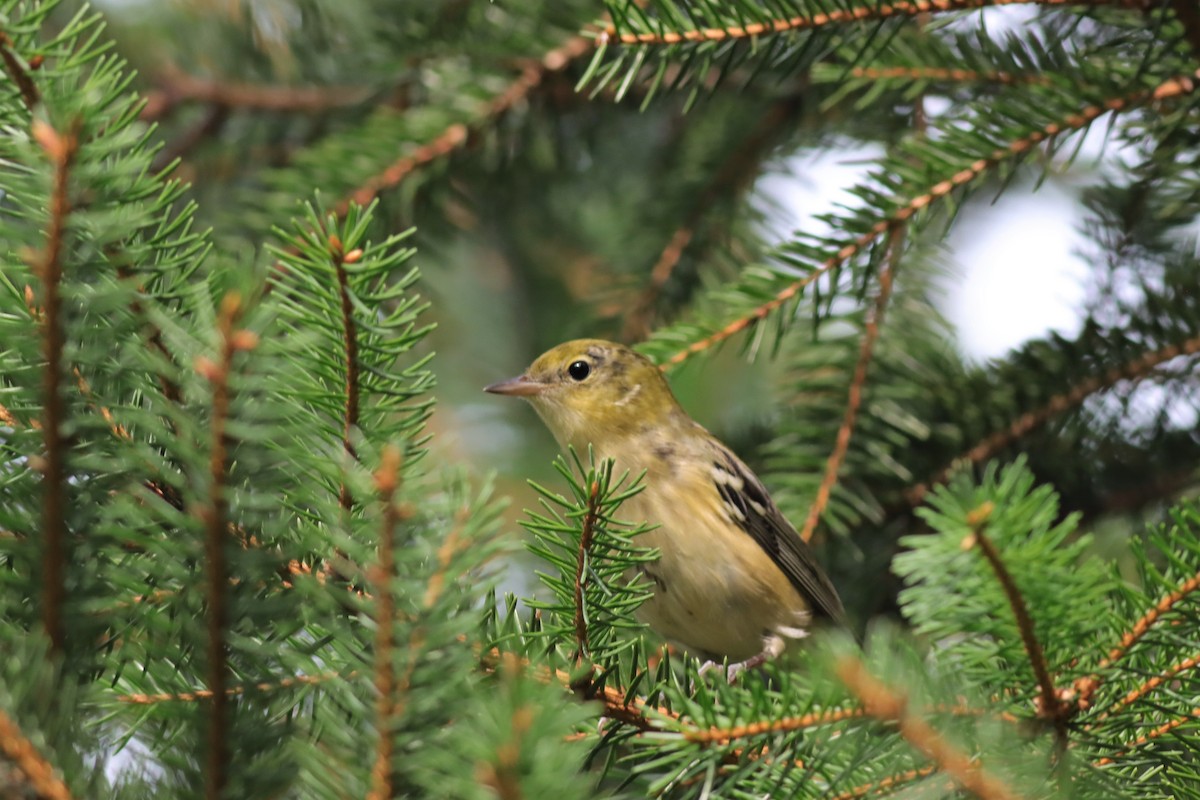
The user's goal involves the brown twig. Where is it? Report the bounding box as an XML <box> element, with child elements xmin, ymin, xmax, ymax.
<box><xmin>1098</xmin><ymin>650</ymin><xmax>1200</xmax><ymax>721</ymax></box>
<box><xmin>1074</xmin><ymin>567</ymin><xmax>1200</xmax><ymax>707</ymax></box>
<box><xmin>661</xmin><ymin>70</ymin><xmax>1200</xmax><ymax>371</ymax></box>
<box><xmin>836</xmin><ymin>655</ymin><xmax>1023</xmax><ymax>800</ymax></box>
<box><xmin>140</xmin><ymin>68</ymin><xmax>372</xmax><ymax>122</ymax></box>
<box><xmin>906</xmin><ymin>333</ymin><xmax>1200</xmax><ymax>506</ymax></box>
<box><xmin>573</xmin><ymin>480</ymin><xmax>602</xmax><ymax>664</ymax></box>
<box><xmin>601</xmin><ymin>0</ymin><xmax>1146</xmax><ymax>45</ymax></box>
<box><xmin>335</xmin><ymin>34</ymin><xmax>592</xmax><ymax>217</ymax></box>
<box><xmin>150</xmin><ymin>104</ymin><xmax>230</xmax><ymax>173</ymax></box>
<box><xmin>0</xmin><ymin>709</ymin><xmax>72</xmax><ymax>800</ymax></box>
<box><xmin>1093</xmin><ymin>708</ymin><xmax>1200</xmax><ymax>766</ymax></box>
<box><xmin>368</xmin><ymin>446</ymin><xmax>403</xmax><ymax>800</ymax></box>
<box><xmin>683</xmin><ymin>707</ymin><xmax>866</xmax><ymax>743</ymax></box>
<box><xmin>842</xmin><ymin>65</ymin><xmax>1047</xmax><ymax>85</ymax></box>
<box><xmin>622</xmin><ymin>98</ymin><xmax>799</xmax><ymax>341</ymax></box>
<box><xmin>30</xmin><ymin>119</ymin><xmax>78</xmax><ymax>656</ymax></box>
<box><xmin>332</xmin><ymin>236</ymin><xmax>363</xmax><ymax>511</ymax></box>
<box><xmin>797</xmin><ymin>232</ymin><xmax>900</xmax><ymax>544</ymax></box>
<box><xmin>195</xmin><ymin>292</ymin><xmax>257</xmax><ymax>800</ymax></box>
<box><xmin>830</xmin><ymin>765</ymin><xmax>939</xmax><ymax>800</ymax></box>
<box><xmin>0</xmin><ymin>29</ymin><xmax>40</xmax><ymax>110</ymax></box>
<box><xmin>116</xmin><ymin>669</ymin><xmax>347</xmax><ymax>704</ymax></box>
<box><xmin>962</xmin><ymin>502</ymin><xmax>1069</xmax><ymax>740</ymax></box>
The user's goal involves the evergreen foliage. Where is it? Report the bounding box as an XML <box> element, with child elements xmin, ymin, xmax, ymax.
<box><xmin>2</xmin><ymin>0</ymin><xmax>1200</xmax><ymax>797</ymax></box>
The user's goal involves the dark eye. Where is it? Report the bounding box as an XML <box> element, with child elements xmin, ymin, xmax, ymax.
<box><xmin>567</xmin><ymin>360</ymin><xmax>591</xmax><ymax>381</ymax></box>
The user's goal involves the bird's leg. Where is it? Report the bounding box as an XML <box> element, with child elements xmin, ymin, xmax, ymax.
<box><xmin>722</xmin><ymin>633</ymin><xmax>786</xmax><ymax>685</ymax></box>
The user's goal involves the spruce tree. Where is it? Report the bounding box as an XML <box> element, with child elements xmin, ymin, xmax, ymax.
<box><xmin>2</xmin><ymin>0</ymin><xmax>1199</xmax><ymax>797</ymax></box>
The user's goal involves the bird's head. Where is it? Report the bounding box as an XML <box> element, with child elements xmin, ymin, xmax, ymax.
<box><xmin>485</xmin><ymin>339</ymin><xmax>681</xmax><ymax>451</ymax></box>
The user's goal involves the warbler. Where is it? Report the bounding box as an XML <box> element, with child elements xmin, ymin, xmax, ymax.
<box><xmin>486</xmin><ymin>339</ymin><xmax>845</xmax><ymax>673</ymax></box>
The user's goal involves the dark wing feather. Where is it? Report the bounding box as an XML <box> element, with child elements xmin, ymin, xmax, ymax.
<box><xmin>711</xmin><ymin>447</ymin><xmax>847</xmax><ymax>628</ymax></box>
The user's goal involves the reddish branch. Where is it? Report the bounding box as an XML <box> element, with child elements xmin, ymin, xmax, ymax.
<box><xmin>140</xmin><ymin>68</ymin><xmax>371</xmax><ymax>121</ymax></box>
<box><xmin>601</xmin><ymin>0</ymin><xmax>1146</xmax><ymax>45</ymax></box>
<box><xmin>836</xmin><ymin>656</ymin><xmax>1023</xmax><ymax>800</ymax></box>
<box><xmin>334</xmin><ymin>33</ymin><xmax>592</xmax><ymax>217</ymax></box>
<box><xmin>30</xmin><ymin>120</ymin><xmax>78</xmax><ymax>656</ymax></box>
<box><xmin>830</xmin><ymin>766</ymin><xmax>939</xmax><ymax>800</ymax></box>
<box><xmin>369</xmin><ymin>446</ymin><xmax>403</xmax><ymax>800</ymax></box>
<box><xmin>1094</xmin><ymin>708</ymin><xmax>1200</xmax><ymax>766</ymax></box>
<box><xmin>662</xmin><ymin>70</ymin><xmax>1200</xmax><ymax>371</ymax></box>
<box><xmin>117</xmin><ymin>670</ymin><xmax>345</xmax><ymax>704</ymax></box>
<box><xmin>0</xmin><ymin>29</ymin><xmax>40</xmax><ymax>110</ymax></box>
<box><xmin>1101</xmin><ymin>650</ymin><xmax>1200</xmax><ymax>720</ymax></box>
<box><xmin>962</xmin><ymin>503</ymin><xmax>1068</xmax><ymax>738</ymax></box>
<box><xmin>798</xmin><ymin>234</ymin><xmax>899</xmax><ymax>544</ymax></box>
<box><xmin>684</xmin><ymin>706</ymin><xmax>866</xmax><ymax>743</ymax></box>
<box><xmin>907</xmin><ymin>333</ymin><xmax>1200</xmax><ymax>505</ymax></box>
<box><xmin>845</xmin><ymin>65</ymin><xmax>1045</xmax><ymax>85</ymax></box>
<box><xmin>1074</xmin><ymin>567</ymin><xmax>1200</xmax><ymax>707</ymax></box>
<box><xmin>195</xmin><ymin>292</ymin><xmax>257</xmax><ymax>800</ymax></box>
<box><xmin>0</xmin><ymin>709</ymin><xmax>72</xmax><ymax>800</ymax></box>
<box><xmin>331</xmin><ymin>236</ymin><xmax>363</xmax><ymax>511</ymax></box>
<box><xmin>478</xmin><ymin>655</ymin><xmax>532</xmax><ymax>800</ymax></box>
<box><xmin>573</xmin><ymin>480</ymin><xmax>602</xmax><ymax>664</ymax></box>
<box><xmin>624</xmin><ymin>99</ymin><xmax>799</xmax><ymax>341</ymax></box>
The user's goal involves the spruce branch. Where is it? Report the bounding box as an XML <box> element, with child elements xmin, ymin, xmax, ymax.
<box><xmin>30</xmin><ymin>118</ymin><xmax>78</xmax><ymax>656</ymax></box>
<box><xmin>0</xmin><ymin>28</ymin><xmax>40</xmax><ymax>110</ymax></box>
<box><xmin>835</xmin><ymin>655</ymin><xmax>1022</xmax><ymax>800</ymax></box>
<box><xmin>907</xmin><ymin>332</ymin><xmax>1200</xmax><ymax>505</ymax></box>
<box><xmin>962</xmin><ymin>502</ymin><xmax>1069</xmax><ymax>739</ymax></box>
<box><xmin>682</xmin><ymin>707</ymin><xmax>866</xmax><ymax>743</ymax></box>
<box><xmin>114</xmin><ymin>670</ymin><xmax>347</xmax><ymax>705</ymax></box>
<box><xmin>0</xmin><ymin>709</ymin><xmax>71</xmax><ymax>800</ymax></box>
<box><xmin>196</xmin><ymin>292</ymin><xmax>258</xmax><ymax>800</ymax></box>
<box><xmin>335</xmin><ymin>33</ymin><xmax>593</xmax><ymax>217</ymax></box>
<box><xmin>1098</xmin><ymin>650</ymin><xmax>1200</xmax><ymax>721</ymax></box>
<box><xmin>830</xmin><ymin>765</ymin><xmax>938</xmax><ymax>800</ymax></box>
<box><xmin>659</xmin><ymin>69</ymin><xmax>1200</xmax><ymax>371</ymax></box>
<box><xmin>1094</xmin><ymin>709</ymin><xmax>1200</xmax><ymax>766</ymax></box>
<box><xmin>369</xmin><ymin>446</ymin><xmax>404</xmax><ymax>800</ymax></box>
<box><xmin>840</xmin><ymin>65</ymin><xmax>1047</xmax><ymax>85</ymax></box>
<box><xmin>798</xmin><ymin>232</ymin><xmax>899</xmax><ymax>544</ymax></box>
<box><xmin>140</xmin><ymin>68</ymin><xmax>372</xmax><ymax>121</ymax></box>
<box><xmin>333</xmin><ymin>235</ymin><xmax>364</xmax><ymax>511</ymax></box>
<box><xmin>599</xmin><ymin>0</ymin><xmax>1146</xmax><ymax>46</ymax></box>
<box><xmin>623</xmin><ymin>98</ymin><xmax>798</xmax><ymax>341</ymax></box>
<box><xmin>573</xmin><ymin>479</ymin><xmax>602</xmax><ymax>665</ymax></box>
<box><xmin>150</xmin><ymin>104</ymin><xmax>229</xmax><ymax>173</ymax></box>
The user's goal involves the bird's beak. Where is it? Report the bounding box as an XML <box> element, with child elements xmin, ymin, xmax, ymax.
<box><xmin>484</xmin><ymin>374</ymin><xmax>546</xmax><ymax>397</ymax></box>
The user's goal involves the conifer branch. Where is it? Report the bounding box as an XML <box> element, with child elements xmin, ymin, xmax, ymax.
<box><xmin>1093</xmin><ymin>708</ymin><xmax>1200</xmax><ymax>766</ymax></box>
<box><xmin>1099</xmin><ymin>651</ymin><xmax>1200</xmax><ymax>721</ymax></box>
<box><xmin>30</xmin><ymin>119</ymin><xmax>78</xmax><ymax>656</ymax></box>
<box><xmin>369</xmin><ymin>446</ymin><xmax>403</xmax><ymax>800</ymax></box>
<box><xmin>335</xmin><ymin>33</ymin><xmax>592</xmax><ymax>217</ymax></box>
<box><xmin>836</xmin><ymin>655</ymin><xmax>1022</xmax><ymax>800</ymax></box>
<box><xmin>0</xmin><ymin>29</ymin><xmax>40</xmax><ymax>110</ymax></box>
<box><xmin>0</xmin><ymin>709</ymin><xmax>72</xmax><ymax>800</ymax></box>
<box><xmin>798</xmin><ymin>233</ymin><xmax>899</xmax><ymax>543</ymax></box>
<box><xmin>477</xmin><ymin>654</ymin><xmax>531</xmax><ymax>800</ymax></box>
<box><xmin>196</xmin><ymin>292</ymin><xmax>257</xmax><ymax>800</ymax></box>
<box><xmin>663</xmin><ymin>70</ymin><xmax>1200</xmax><ymax>370</ymax></box>
<box><xmin>150</xmin><ymin>104</ymin><xmax>229</xmax><ymax>173</ymax></box>
<box><xmin>682</xmin><ymin>707</ymin><xmax>866</xmax><ymax>742</ymax></box>
<box><xmin>573</xmin><ymin>480</ymin><xmax>602</xmax><ymax>664</ymax></box>
<box><xmin>843</xmin><ymin>65</ymin><xmax>1046</xmax><ymax>85</ymax></box>
<box><xmin>1074</xmin><ymin>567</ymin><xmax>1200</xmax><ymax>706</ymax></box>
<box><xmin>962</xmin><ymin>503</ymin><xmax>1068</xmax><ymax>738</ymax></box>
<box><xmin>115</xmin><ymin>670</ymin><xmax>347</xmax><ymax>704</ymax></box>
<box><xmin>332</xmin><ymin>236</ymin><xmax>364</xmax><ymax>511</ymax></box>
<box><xmin>907</xmin><ymin>333</ymin><xmax>1200</xmax><ymax>506</ymax></box>
<box><xmin>140</xmin><ymin>68</ymin><xmax>372</xmax><ymax>121</ymax></box>
<box><xmin>830</xmin><ymin>765</ymin><xmax>938</xmax><ymax>800</ymax></box>
<box><xmin>600</xmin><ymin>0</ymin><xmax>1146</xmax><ymax>46</ymax></box>
<box><xmin>625</xmin><ymin>98</ymin><xmax>798</xmax><ymax>342</ymax></box>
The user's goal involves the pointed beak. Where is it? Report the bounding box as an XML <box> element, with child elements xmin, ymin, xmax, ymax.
<box><xmin>484</xmin><ymin>374</ymin><xmax>546</xmax><ymax>397</ymax></box>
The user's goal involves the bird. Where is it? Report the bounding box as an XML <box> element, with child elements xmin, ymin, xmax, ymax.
<box><xmin>485</xmin><ymin>338</ymin><xmax>845</xmax><ymax>677</ymax></box>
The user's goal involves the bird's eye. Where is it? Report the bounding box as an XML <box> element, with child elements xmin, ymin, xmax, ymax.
<box><xmin>567</xmin><ymin>360</ymin><xmax>591</xmax><ymax>381</ymax></box>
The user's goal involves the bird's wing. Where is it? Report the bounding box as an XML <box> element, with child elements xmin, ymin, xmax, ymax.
<box><xmin>709</xmin><ymin>446</ymin><xmax>847</xmax><ymax>628</ymax></box>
